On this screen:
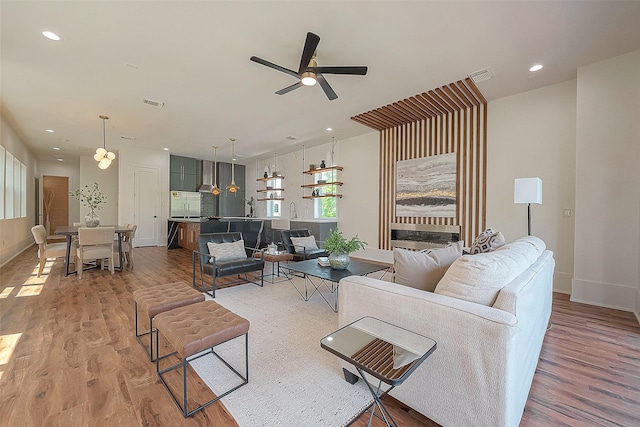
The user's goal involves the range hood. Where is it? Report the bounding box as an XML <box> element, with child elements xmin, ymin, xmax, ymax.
<box><xmin>197</xmin><ymin>160</ymin><xmax>214</xmax><ymax>192</ymax></box>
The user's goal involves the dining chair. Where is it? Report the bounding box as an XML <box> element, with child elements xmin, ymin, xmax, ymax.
<box><xmin>115</xmin><ymin>224</ymin><xmax>137</xmax><ymax>268</ymax></box>
<box><xmin>31</xmin><ymin>225</ymin><xmax>72</xmax><ymax>277</ymax></box>
<box><xmin>76</xmin><ymin>227</ymin><xmax>115</xmax><ymax>279</ymax></box>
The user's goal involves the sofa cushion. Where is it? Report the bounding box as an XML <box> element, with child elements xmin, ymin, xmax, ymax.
<box><xmin>393</xmin><ymin>241</ymin><xmax>464</xmax><ymax>292</ymax></box>
<box><xmin>290</xmin><ymin>235</ymin><xmax>318</xmax><ymax>251</ymax></box>
<box><xmin>470</xmin><ymin>229</ymin><xmax>505</xmax><ymax>254</ymax></box>
<box><xmin>207</xmin><ymin>239</ymin><xmax>247</xmax><ymax>263</ymax></box>
<box><xmin>434</xmin><ymin>236</ymin><xmax>544</xmax><ymax>306</ymax></box>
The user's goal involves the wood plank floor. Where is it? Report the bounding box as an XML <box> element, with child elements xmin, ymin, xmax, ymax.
<box><xmin>1</xmin><ymin>245</ymin><xmax>639</xmax><ymax>426</ymax></box>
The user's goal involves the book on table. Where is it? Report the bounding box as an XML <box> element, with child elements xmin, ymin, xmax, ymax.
<box><xmin>318</xmin><ymin>256</ymin><xmax>330</xmax><ymax>267</ymax></box>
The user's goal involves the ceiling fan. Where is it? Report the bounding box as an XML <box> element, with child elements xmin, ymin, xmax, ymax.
<box><xmin>250</xmin><ymin>32</ymin><xmax>368</xmax><ymax>101</ymax></box>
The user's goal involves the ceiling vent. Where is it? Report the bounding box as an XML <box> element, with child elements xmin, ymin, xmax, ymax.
<box><xmin>142</xmin><ymin>98</ymin><xmax>165</xmax><ymax>107</ymax></box>
<box><xmin>287</xmin><ymin>136</ymin><xmax>298</xmax><ymax>141</ymax></box>
<box><xmin>468</xmin><ymin>67</ymin><xmax>494</xmax><ymax>84</ymax></box>
<box><xmin>120</xmin><ymin>135</ymin><xmax>136</xmax><ymax>141</ymax></box>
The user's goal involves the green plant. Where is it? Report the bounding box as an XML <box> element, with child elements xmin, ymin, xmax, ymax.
<box><xmin>69</xmin><ymin>182</ymin><xmax>106</xmax><ymax>215</ymax></box>
<box><xmin>323</xmin><ymin>229</ymin><xmax>367</xmax><ymax>254</ymax></box>
<box><xmin>246</xmin><ymin>196</ymin><xmax>254</xmax><ymax>207</ymax></box>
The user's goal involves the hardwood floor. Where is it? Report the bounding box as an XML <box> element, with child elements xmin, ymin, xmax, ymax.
<box><xmin>1</xmin><ymin>245</ymin><xmax>639</xmax><ymax>426</ymax></box>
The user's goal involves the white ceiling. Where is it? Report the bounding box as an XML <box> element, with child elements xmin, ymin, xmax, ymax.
<box><xmin>2</xmin><ymin>1</ymin><xmax>640</xmax><ymax>164</ymax></box>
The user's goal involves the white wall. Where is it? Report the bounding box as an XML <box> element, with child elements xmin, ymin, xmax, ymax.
<box><xmin>573</xmin><ymin>50</ymin><xmax>640</xmax><ymax>312</ymax></box>
<box><xmin>486</xmin><ymin>80</ymin><xmax>577</xmax><ymax>294</ymax></box>
<box><xmin>79</xmin><ymin>156</ymin><xmax>118</xmax><ymax>225</ymax></box>
<box><xmin>246</xmin><ymin>131</ymin><xmax>386</xmax><ymax>262</ymax></box>
<box><xmin>0</xmin><ymin>115</ymin><xmax>38</xmax><ymax>267</ymax></box>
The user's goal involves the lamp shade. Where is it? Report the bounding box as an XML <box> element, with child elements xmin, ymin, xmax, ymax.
<box><xmin>514</xmin><ymin>177</ymin><xmax>542</xmax><ymax>204</ymax></box>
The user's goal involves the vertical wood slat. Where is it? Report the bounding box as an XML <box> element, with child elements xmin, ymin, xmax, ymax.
<box><xmin>352</xmin><ymin>79</ymin><xmax>486</xmax><ymax>249</ymax></box>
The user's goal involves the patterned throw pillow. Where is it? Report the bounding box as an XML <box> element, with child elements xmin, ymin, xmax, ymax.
<box><xmin>207</xmin><ymin>239</ymin><xmax>247</xmax><ymax>263</ymax></box>
<box><xmin>290</xmin><ymin>236</ymin><xmax>318</xmax><ymax>252</ymax></box>
<box><xmin>470</xmin><ymin>229</ymin><xmax>505</xmax><ymax>254</ymax></box>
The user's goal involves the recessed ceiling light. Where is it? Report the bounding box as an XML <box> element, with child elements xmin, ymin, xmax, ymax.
<box><xmin>53</xmin><ymin>147</ymin><xmax>60</xmax><ymax>151</ymax></box>
<box><xmin>46</xmin><ymin>129</ymin><xmax>54</xmax><ymax>133</ymax></box>
<box><xmin>163</xmin><ymin>148</ymin><xmax>169</xmax><ymax>151</ymax></box>
<box><xmin>529</xmin><ymin>64</ymin><xmax>543</xmax><ymax>72</ymax></box>
<box><xmin>326</xmin><ymin>127</ymin><xmax>332</xmax><ymax>132</ymax></box>
<box><xmin>42</xmin><ymin>31</ymin><xmax>60</xmax><ymax>41</ymax></box>
<box><xmin>57</xmin><ymin>158</ymin><xmax>64</xmax><ymax>162</ymax></box>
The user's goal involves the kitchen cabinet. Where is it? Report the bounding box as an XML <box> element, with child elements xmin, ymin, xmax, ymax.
<box><xmin>218</xmin><ymin>163</ymin><xmax>246</xmax><ymax>217</ymax></box>
<box><xmin>170</xmin><ymin>155</ymin><xmax>198</xmax><ymax>191</ymax></box>
<box><xmin>176</xmin><ymin>221</ymin><xmax>200</xmax><ymax>251</ymax></box>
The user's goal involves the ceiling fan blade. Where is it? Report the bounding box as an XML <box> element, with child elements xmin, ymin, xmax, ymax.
<box><xmin>309</xmin><ymin>66</ymin><xmax>368</xmax><ymax>75</ymax></box>
<box><xmin>317</xmin><ymin>74</ymin><xmax>338</xmax><ymax>101</ymax></box>
<box><xmin>299</xmin><ymin>32</ymin><xmax>321</xmax><ymax>74</ymax></box>
<box><xmin>250</xmin><ymin>56</ymin><xmax>299</xmax><ymax>78</ymax></box>
<box><xmin>275</xmin><ymin>81</ymin><xmax>303</xmax><ymax>95</ymax></box>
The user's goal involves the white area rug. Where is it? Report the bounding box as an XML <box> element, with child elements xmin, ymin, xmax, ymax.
<box><xmin>189</xmin><ymin>276</ymin><xmax>374</xmax><ymax>427</ymax></box>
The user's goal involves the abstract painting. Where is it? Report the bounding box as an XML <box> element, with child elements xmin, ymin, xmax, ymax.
<box><xmin>395</xmin><ymin>152</ymin><xmax>457</xmax><ymax>217</ymax></box>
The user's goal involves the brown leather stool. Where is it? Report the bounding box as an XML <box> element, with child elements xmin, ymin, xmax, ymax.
<box><xmin>154</xmin><ymin>300</ymin><xmax>250</xmax><ymax>417</ymax></box>
<box><xmin>132</xmin><ymin>281</ymin><xmax>205</xmax><ymax>361</ymax></box>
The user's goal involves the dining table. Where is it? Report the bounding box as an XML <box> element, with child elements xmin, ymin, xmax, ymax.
<box><xmin>55</xmin><ymin>225</ymin><xmax>131</xmax><ymax>277</ymax></box>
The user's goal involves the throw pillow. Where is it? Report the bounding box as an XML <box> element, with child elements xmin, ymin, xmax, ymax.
<box><xmin>434</xmin><ymin>237</ymin><xmax>542</xmax><ymax>306</ymax></box>
<box><xmin>290</xmin><ymin>235</ymin><xmax>318</xmax><ymax>252</ymax></box>
<box><xmin>393</xmin><ymin>241</ymin><xmax>464</xmax><ymax>292</ymax></box>
<box><xmin>207</xmin><ymin>239</ymin><xmax>247</xmax><ymax>263</ymax></box>
<box><xmin>470</xmin><ymin>229</ymin><xmax>505</xmax><ymax>254</ymax></box>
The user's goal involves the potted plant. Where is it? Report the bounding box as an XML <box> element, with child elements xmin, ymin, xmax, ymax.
<box><xmin>322</xmin><ymin>228</ymin><xmax>367</xmax><ymax>270</ymax></box>
<box><xmin>70</xmin><ymin>182</ymin><xmax>106</xmax><ymax>227</ymax></box>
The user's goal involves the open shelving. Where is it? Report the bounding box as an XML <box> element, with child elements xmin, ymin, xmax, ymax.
<box><xmin>302</xmin><ymin>165</ymin><xmax>343</xmax><ymax>199</ymax></box>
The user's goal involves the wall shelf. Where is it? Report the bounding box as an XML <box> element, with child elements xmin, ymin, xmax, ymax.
<box><xmin>303</xmin><ymin>166</ymin><xmax>343</xmax><ymax>175</ymax></box>
<box><xmin>257</xmin><ymin>197</ymin><xmax>285</xmax><ymax>202</ymax></box>
<box><xmin>303</xmin><ymin>194</ymin><xmax>343</xmax><ymax>199</ymax></box>
<box><xmin>257</xmin><ymin>175</ymin><xmax>285</xmax><ymax>182</ymax></box>
<box><xmin>257</xmin><ymin>188</ymin><xmax>285</xmax><ymax>192</ymax></box>
<box><xmin>301</xmin><ymin>181</ymin><xmax>343</xmax><ymax>189</ymax></box>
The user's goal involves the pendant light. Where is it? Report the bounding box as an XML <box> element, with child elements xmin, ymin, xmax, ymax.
<box><xmin>226</xmin><ymin>138</ymin><xmax>240</xmax><ymax>193</ymax></box>
<box><xmin>93</xmin><ymin>115</ymin><xmax>116</xmax><ymax>169</ymax></box>
<box><xmin>211</xmin><ymin>145</ymin><xmax>221</xmax><ymax>196</ymax></box>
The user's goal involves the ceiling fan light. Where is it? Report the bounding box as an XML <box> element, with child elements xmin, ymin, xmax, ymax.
<box><xmin>301</xmin><ymin>72</ymin><xmax>317</xmax><ymax>86</ymax></box>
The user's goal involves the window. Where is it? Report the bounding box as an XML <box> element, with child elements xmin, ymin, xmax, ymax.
<box><xmin>1</xmin><ymin>147</ymin><xmax>27</xmax><ymax>220</ymax></box>
<box><xmin>266</xmin><ymin>177</ymin><xmax>283</xmax><ymax>218</ymax></box>
<box><xmin>313</xmin><ymin>170</ymin><xmax>337</xmax><ymax>219</ymax></box>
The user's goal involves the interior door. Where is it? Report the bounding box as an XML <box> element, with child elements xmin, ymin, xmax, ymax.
<box><xmin>42</xmin><ymin>175</ymin><xmax>69</xmax><ymax>235</ymax></box>
<box><xmin>134</xmin><ymin>166</ymin><xmax>160</xmax><ymax>247</ymax></box>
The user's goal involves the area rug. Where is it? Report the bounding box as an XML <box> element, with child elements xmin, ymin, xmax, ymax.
<box><xmin>189</xmin><ymin>276</ymin><xmax>374</xmax><ymax>426</ymax></box>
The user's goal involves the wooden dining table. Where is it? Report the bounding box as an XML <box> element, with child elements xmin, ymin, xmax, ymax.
<box><xmin>55</xmin><ymin>225</ymin><xmax>131</xmax><ymax>277</ymax></box>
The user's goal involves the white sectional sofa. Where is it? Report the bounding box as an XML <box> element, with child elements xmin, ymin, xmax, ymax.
<box><xmin>337</xmin><ymin>236</ymin><xmax>554</xmax><ymax>427</ymax></box>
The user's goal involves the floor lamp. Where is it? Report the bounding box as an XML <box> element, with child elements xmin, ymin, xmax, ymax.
<box><xmin>514</xmin><ymin>177</ymin><xmax>542</xmax><ymax>236</ymax></box>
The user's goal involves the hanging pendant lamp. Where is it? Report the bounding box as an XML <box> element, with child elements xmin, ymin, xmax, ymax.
<box><xmin>93</xmin><ymin>115</ymin><xmax>116</xmax><ymax>169</ymax></box>
<box><xmin>226</xmin><ymin>138</ymin><xmax>240</xmax><ymax>193</ymax></box>
<box><xmin>211</xmin><ymin>145</ymin><xmax>221</xmax><ymax>196</ymax></box>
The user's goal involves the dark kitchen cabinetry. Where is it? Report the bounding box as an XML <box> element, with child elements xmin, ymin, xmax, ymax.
<box><xmin>217</xmin><ymin>162</ymin><xmax>246</xmax><ymax>217</ymax></box>
<box><xmin>170</xmin><ymin>155</ymin><xmax>197</xmax><ymax>191</ymax></box>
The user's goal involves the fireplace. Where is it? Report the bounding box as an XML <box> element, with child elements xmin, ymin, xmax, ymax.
<box><xmin>390</xmin><ymin>223</ymin><xmax>460</xmax><ymax>250</ymax></box>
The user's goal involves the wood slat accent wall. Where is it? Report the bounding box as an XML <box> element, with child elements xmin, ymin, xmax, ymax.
<box><xmin>353</xmin><ymin>79</ymin><xmax>487</xmax><ymax>248</ymax></box>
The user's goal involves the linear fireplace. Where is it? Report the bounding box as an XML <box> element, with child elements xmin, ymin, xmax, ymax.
<box><xmin>390</xmin><ymin>223</ymin><xmax>460</xmax><ymax>250</ymax></box>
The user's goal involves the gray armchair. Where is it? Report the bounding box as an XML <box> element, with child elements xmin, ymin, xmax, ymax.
<box><xmin>192</xmin><ymin>232</ymin><xmax>264</xmax><ymax>298</ymax></box>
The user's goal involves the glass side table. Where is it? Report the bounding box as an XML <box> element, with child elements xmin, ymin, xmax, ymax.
<box><xmin>321</xmin><ymin>317</ymin><xmax>437</xmax><ymax>427</ymax></box>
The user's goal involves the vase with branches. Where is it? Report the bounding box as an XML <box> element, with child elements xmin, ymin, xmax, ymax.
<box><xmin>43</xmin><ymin>190</ymin><xmax>55</xmax><ymax>234</ymax></box>
<box><xmin>70</xmin><ymin>182</ymin><xmax>106</xmax><ymax>227</ymax></box>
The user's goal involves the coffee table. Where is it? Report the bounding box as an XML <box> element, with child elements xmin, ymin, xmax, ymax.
<box><xmin>252</xmin><ymin>251</ymin><xmax>294</xmax><ymax>283</ymax></box>
<box><xmin>281</xmin><ymin>259</ymin><xmax>388</xmax><ymax>312</ymax></box>
<box><xmin>321</xmin><ymin>317</ymin><xmax>437</xmax><ymax>427</ymax></box>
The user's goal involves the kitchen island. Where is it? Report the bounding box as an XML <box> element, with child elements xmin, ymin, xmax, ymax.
<box><xmin>168</xmin><ymin>217</ymin><xmax>265</xmax><ymax>251</ymax></box>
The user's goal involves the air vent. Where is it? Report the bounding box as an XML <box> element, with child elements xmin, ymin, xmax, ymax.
<box><xmin>142</xmin><ymin>98</ymin><xmax>165</xmax><ymax>107</ymax></box>
<box><xmin>121</xmin><ymin>135</ymin><xmax>136</xmax><ymax>141</ymax></box>
<box><xmin>287</xmin><ymin>136</ymin><xmax>298</xmax><ymax>140</ymax></box>
<box><xmin>468</xmin><ymin>67</ymin><xmax>494</xmax><ymax>84</ymax></box>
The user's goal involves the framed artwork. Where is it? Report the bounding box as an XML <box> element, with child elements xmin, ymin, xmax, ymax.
<box><xmin>395</xmin><ymin>152</ymin><xmax>457</xmax><ymax>218</ymax></box>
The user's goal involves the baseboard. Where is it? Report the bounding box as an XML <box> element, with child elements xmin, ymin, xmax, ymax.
<box><xmin>0</xmin><ymin>241</ymin><xmax>35</xmax><ymax>269</ymax></box>
<box><xmin>635</xmin><ymin>288</ymin><xmax>640</xmax><ymax>324</ymax></box>
<box><xmin>571</xmin><ymin>278</ymin><xmax>636</xmax><ymax>312</ymax></box>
